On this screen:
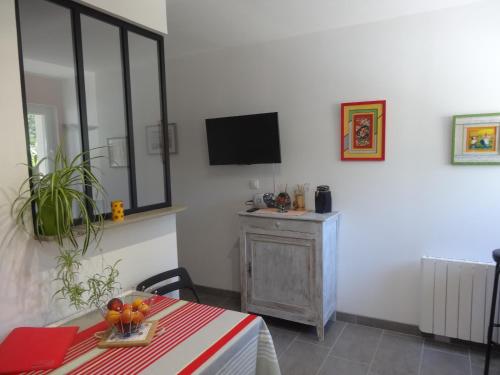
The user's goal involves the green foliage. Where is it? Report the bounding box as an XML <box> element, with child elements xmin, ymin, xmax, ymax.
<box><xmin>86</xmin><ymin>260</ymin><xmax>121</xmax><ymax>309</ymax></box>
<box><xmin>54</xmin><ymin>250</ymin><xmax>121</xmax><ymax>310</ymax></box>
<box><xmin>11</xmin><ymin>146</ymin><xmax>121</xmax><ymax>310</ymax></box>
<box><xmin>11</xmin><ymin>146</ymin><xmax>105</xmax><ymax>255</ymax></box>
<box><xmin>54</xmin><ymin>249</ymin><xmax>86</xmax><ymax>310</ymax></box>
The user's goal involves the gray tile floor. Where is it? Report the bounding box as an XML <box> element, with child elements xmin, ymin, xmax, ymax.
<box><xmin>181</xmin><ymin>290</ymin><xmax>499</xmax><ymax>375</ymax></box>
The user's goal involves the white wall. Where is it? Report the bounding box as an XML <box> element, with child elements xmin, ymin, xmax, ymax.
<box><xmin>167</xmin><ymin>0</ymin><xmax>500</xmax><ymax>326</ymax></box>
<box><xmin>78</xmin><ymin>0</ymin><xmax>167</xmax><ymax>34</ymax></box>
<box><xmin>0</xmin><ymin>0</ymin><xmax>177</xmax><ymax>339</ymax></box>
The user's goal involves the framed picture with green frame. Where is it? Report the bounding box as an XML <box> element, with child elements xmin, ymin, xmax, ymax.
<box><xmin>452</xmin><ymin>112</ymin><xmax>500</xmax><ymax>165</ymax></box>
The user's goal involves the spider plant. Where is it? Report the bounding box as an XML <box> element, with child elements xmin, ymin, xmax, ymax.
<box><xmin>11</xmin><ymin>146</ymin><xmax>122</xmax><ymax>310</ymax></box>
<box><xmin>11</xmin><ymin>146</ymin><xmax>106</xmax><ymax>255</ymax></box>
<box><xmin>54</xmin><ymin>249</ymin><xmax>121</xmax><ymax>310</ymax></box>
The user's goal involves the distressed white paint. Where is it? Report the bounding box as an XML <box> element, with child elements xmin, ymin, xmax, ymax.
<box><xmin>239</xmin><ymin>211</ymin><xmax>339</xmax><ymax>340</ymax></box>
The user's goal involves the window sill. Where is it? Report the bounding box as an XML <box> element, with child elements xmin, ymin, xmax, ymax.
<box><xmin>36</xmin><ymin>206</ymin><xmax>186</xmax><ymax>241</ymax></box>
<box><xmin>102</xmin><ymin>205</ymin><xmax>186</xmax><ymax>229</ymax></box>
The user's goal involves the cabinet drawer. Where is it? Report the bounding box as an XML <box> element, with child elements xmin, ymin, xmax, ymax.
<box><xmin>240</xmin><ymin>216</ymin><xmax>321</xmax><ymax>235</ymax></box>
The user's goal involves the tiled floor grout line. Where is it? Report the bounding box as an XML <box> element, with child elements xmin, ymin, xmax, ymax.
<box><xmin>417</xmin><ymin>336</ymin><xmax>425</xmax><ymax>375</ymax></box>
<box><xmin>277</xmin><ymin>327</ymin><xmax>301</xmax><ymax>361</ymax></box>
<box><xmin>366</xmin><ymin>328</ymin><xmax>385</xmax><ymax>375</ymax></box>
<box><xmin>194</xmin><ymin>295</ymin><xmax>486</xmax><ymax>374</ymax></box>
<box><xmin>468</xmin><ymin>348</ymin><xmax>473</xmax><ymax>375</ymax></box>
<box><xmin>294</xmin><ymin>337</ymin><xmax>328</xmax><ymax>348</ymax></box>
<box><xmin>314</xmin><ymin>322</ymin><xmax>348</xmax><ymax>375</ymax></box>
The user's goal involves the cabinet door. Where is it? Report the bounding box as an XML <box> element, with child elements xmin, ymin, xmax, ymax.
<box><xmin>245</xmin><ymin>230</ymin><xmax>316</xmax><ymax>320</ymax></box>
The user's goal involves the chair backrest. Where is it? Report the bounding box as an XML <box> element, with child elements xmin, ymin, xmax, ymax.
<box><xmin>136</xmin><ymin>267</ymin><xmax>195</xmax><ymax>296</ymax></box>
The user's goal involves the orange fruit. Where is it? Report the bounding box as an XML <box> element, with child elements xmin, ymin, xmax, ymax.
<box><xmin>105</xmin><ymin>310</ymin><xmax>121</xmax><ymax>325</ymax></box>
<box><xmin>131</xmin><ymin>311</ymin><xmax>144</xmax><ymax>324</ymax></box>
<box><xmin>132</xmin><ymin>298</ymin><xmax>143</xmax><ymax>310</ymax></box>
<box><xmin>138</xmin><ymin>303</ymin><xmax>150</xmax><ymax>315</ymax></box>
<box><xmin>121</xmin><ymin>309</ymin><xmax>133</xmax><ymax>324</ymax></box>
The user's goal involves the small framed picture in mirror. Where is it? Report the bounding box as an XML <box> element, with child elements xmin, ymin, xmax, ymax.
<box><xmin>146</xmin><ymin>123</ymin><xmax>178</xmax><ymax>155</ymax></box>
<box><xmin>107</xmin><ymin>137</ymin><xmax>128</xmax><ymax>168</ymax></box>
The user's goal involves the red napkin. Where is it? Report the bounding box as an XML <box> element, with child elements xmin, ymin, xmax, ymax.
<box><xmin>0</xmin><ymin>326</ymin><xmax>78</xmax><ymax>374</ymax></box>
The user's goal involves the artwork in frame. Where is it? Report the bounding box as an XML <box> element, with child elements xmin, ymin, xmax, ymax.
<box><xmin>341</xmin><ymin>100</ymin><xmax>386</xmax><ymax>161</ymax></box>
<box><xmin>452</xmin><ymin>113</ymin><xmax>500</xmax><ymax>165</ymax></box>
<box><xmin>146</xmin><ymin>124</ymin><xmax>163</xmax><ymax>155</ymax></box>
<box><xmin>146</xmin><ymin>123</ymin><xmax>178</xmax><ymax>155</ymax></box>
<box><xmin>107</xmin><ymin>137</ymin><xmax>128</xmax><ymax>168</ymax></box>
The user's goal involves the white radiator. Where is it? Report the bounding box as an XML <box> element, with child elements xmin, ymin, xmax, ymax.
<box><xmin>420</xmin><ymin>256</ymin><xmax>498</xmax><ymax>344</ymax></box>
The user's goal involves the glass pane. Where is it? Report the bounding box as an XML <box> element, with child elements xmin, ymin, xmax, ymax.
<box><xmin>18</xmin><ymin>0</ymin><xmax>82</xmax><ymax>172</ymax></box>
<box><xmin>128</xmin><ymin>32</ymin><xmax>166</xmax><ymax>207</ymax></box>
<box><xmin>81</xmin><ymin>15</ymin><xmax>131</xmax><ymax>212</ymax></box>
<box><xmin>19</xmin><ymin>0</ymin><xmax>84</xmax><ymax>219</ymax></box>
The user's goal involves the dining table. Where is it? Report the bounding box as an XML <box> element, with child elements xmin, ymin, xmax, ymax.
<box><xmin>25</xmin><ymin>292</ymin><xmax>281</xmax><ymax>375</ymax></box>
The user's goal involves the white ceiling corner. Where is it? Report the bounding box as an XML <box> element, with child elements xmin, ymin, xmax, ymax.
<box><xmin>165</xmin><ymin>0</ymin><xmax>482</xmax><ymax>58</ymax></box>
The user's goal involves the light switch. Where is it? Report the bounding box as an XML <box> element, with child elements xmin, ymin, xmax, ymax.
<box><xmin>249</xmin><ymin>179</ymin><xmax>260</xmax><ymax>190</ymax></box>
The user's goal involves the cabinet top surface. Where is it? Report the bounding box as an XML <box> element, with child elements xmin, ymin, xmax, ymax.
<box><xmin>238</xmin><ymin>210</ymin><xmax>340</xmax><ymax>222</ymax></box>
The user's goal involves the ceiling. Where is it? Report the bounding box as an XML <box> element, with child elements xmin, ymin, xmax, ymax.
<box><xmin>165</xmin><ymin>0</ymin><xmax>481</xmax><ymax>58</ymax></box>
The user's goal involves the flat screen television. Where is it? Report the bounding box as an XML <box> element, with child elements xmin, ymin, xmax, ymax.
<box><xmin>205</xmin><ymin>112</ymin><xmax>281</xmax><ymax>165</ymax></box>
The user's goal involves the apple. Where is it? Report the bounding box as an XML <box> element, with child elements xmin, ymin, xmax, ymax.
<box><xmin>107</xmin><ymin>298</ymin><xmax>123</xmax><ymax>312</ymax></box>
<box><xmin>131</xmin><ymin>311</ymin><xmax>144</xmax><ymax>325</ymax></box>
<box><xmin>121</xmin><ymin>309</ymin><xmax>133</xmax><ymax>324</ymax></box>
<box><xmin>122</xmin><ymin>303</ymin><xmax>133</xmax><ymax>311</ymax></box>
<box><xmin>132</xmin><ymin>298</ymin><xmax>143</xmax><ymax>310</ymax></box>
<box><xmin>138</xmin><ymin>303</ymin><xmax>150</xmax><ymax>315</ymax></box>
<box><xmin>105</xmin><ymin>310</ymin><xmax>121</xmax><ymax>325</ymax></box>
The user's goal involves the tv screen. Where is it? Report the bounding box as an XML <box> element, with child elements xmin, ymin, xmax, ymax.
<box><xmin>205</xmin><ymin>112</ymin><xmax>281</xmax><ymax>165</ymax></box>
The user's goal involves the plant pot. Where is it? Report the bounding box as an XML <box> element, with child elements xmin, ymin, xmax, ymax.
<box><xmin>37</xmin><ymin>197</ymin><xmax>71</xmax><ymax>237</ymax></box>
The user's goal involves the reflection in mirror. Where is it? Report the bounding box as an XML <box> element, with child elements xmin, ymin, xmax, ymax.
<box><xmin>27</xmin><ymin>103</ymin><xmax>58</xmax><ymax>174</ymax></box>
<box><xmin>18</xmin><ymin>0</ymin><xmax>83</xmax><ymax>218</ymax></box>
<box><xmin>81</xmin><ymin>15</ymin><xmax>131</xmax><ymax>212</ymax></box>
<box><xmin>18</xmin><ymin>0</ymin><xmax>83</xmax><ymax>172</ymax></box>
<box><xmin>128</xmin><ymin>32</ymin><xmax>166</xmax><ymax>207</ymax></box>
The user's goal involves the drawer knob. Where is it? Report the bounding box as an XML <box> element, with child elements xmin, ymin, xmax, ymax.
<box><xmin>275</xmin><ymin>222</ymin><xmax>281</xmax><ymax>228</ymax></box>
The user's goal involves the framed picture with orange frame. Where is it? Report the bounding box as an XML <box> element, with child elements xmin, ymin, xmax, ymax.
<box><xmin>341</xmin><ymin>100</ymin><xmax>386</xmax><ymax>161</ymax></box>
<box><xmin>452</xmin><ymin>113</ymin><xmax>500</xmax><ymax>165</ymax></box>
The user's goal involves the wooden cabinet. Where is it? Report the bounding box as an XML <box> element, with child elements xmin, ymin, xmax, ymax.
<box><xmin>239</xmin><ymin>211</ymin><xmax>340</xmax><ymax>340</ymax></box>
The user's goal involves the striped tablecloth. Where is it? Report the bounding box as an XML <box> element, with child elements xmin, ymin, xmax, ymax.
<box><xmin>24</xmin><ymin>296</ymin><xmax>280</xmax><ymax>375</ymax></box>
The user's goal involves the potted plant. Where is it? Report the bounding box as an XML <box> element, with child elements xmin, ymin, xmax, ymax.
<box><xmin>12</xmin><ymin>148</ymin><xmax>104</xmax><ymax>253</ymax></box>
<box><xmin>11</xmin><ymin>147</ymin><xmax>120</xmax><ymax>310</ymax></box>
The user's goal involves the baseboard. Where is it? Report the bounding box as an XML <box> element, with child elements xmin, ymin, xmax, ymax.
<box><xmin>196</xmin><ymin>285</ymin><xmax>476</xmax><ymax>346</ymax></box>
<box><xmin>194</xmin><ymin>284</ymin><xmax>240</xmax><ymax>299</ymax></box>
<box><xmin>335</xmin><ymin>311</ymin><xmax>421</xmax><ymax>336</ymax></box>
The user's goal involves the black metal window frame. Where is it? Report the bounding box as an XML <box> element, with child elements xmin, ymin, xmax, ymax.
<box><xmin>15</xmin><ymin>0</ymin><xmax>172</xmax><ymax>220</ymax></box>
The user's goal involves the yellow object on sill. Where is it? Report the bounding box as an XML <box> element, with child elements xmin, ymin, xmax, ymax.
<box><xmin>111</xmin><ymin>200</ymin><xmax>125</xmax><ymax>222</ymax></box>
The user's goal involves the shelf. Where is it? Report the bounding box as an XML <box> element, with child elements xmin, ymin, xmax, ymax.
<box><xmin>36</xmin><ymin>206</ymin><xmax>186</xmax><ymax>241</ymax></box>
<box><xmin>102</xmin><ymin>206</ymin><xmax>186</xmax><ymax>229</ymax></box>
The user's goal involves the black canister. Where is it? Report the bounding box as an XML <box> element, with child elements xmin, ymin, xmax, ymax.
<box><xmin>315</xmin><ymin>185</ymin><xmax>332</xmax><ymax>213</ymax></box>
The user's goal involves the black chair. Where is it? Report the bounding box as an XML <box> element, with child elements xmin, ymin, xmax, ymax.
<box><xmin>136</xmin><ymin>267</ymin><xmax>200</xmax><ymax>303</ymax></box>
<box><xmin>485</xmin><ymin>249</ymin><xmax>500</xmax><ymax>374</ymax></box>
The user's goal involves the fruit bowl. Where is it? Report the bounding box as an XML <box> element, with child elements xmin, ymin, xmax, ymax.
<box><xmin>101</xmin><ymin>293</ymin><xmax>157</xmax><ymax>337</ymax></box>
